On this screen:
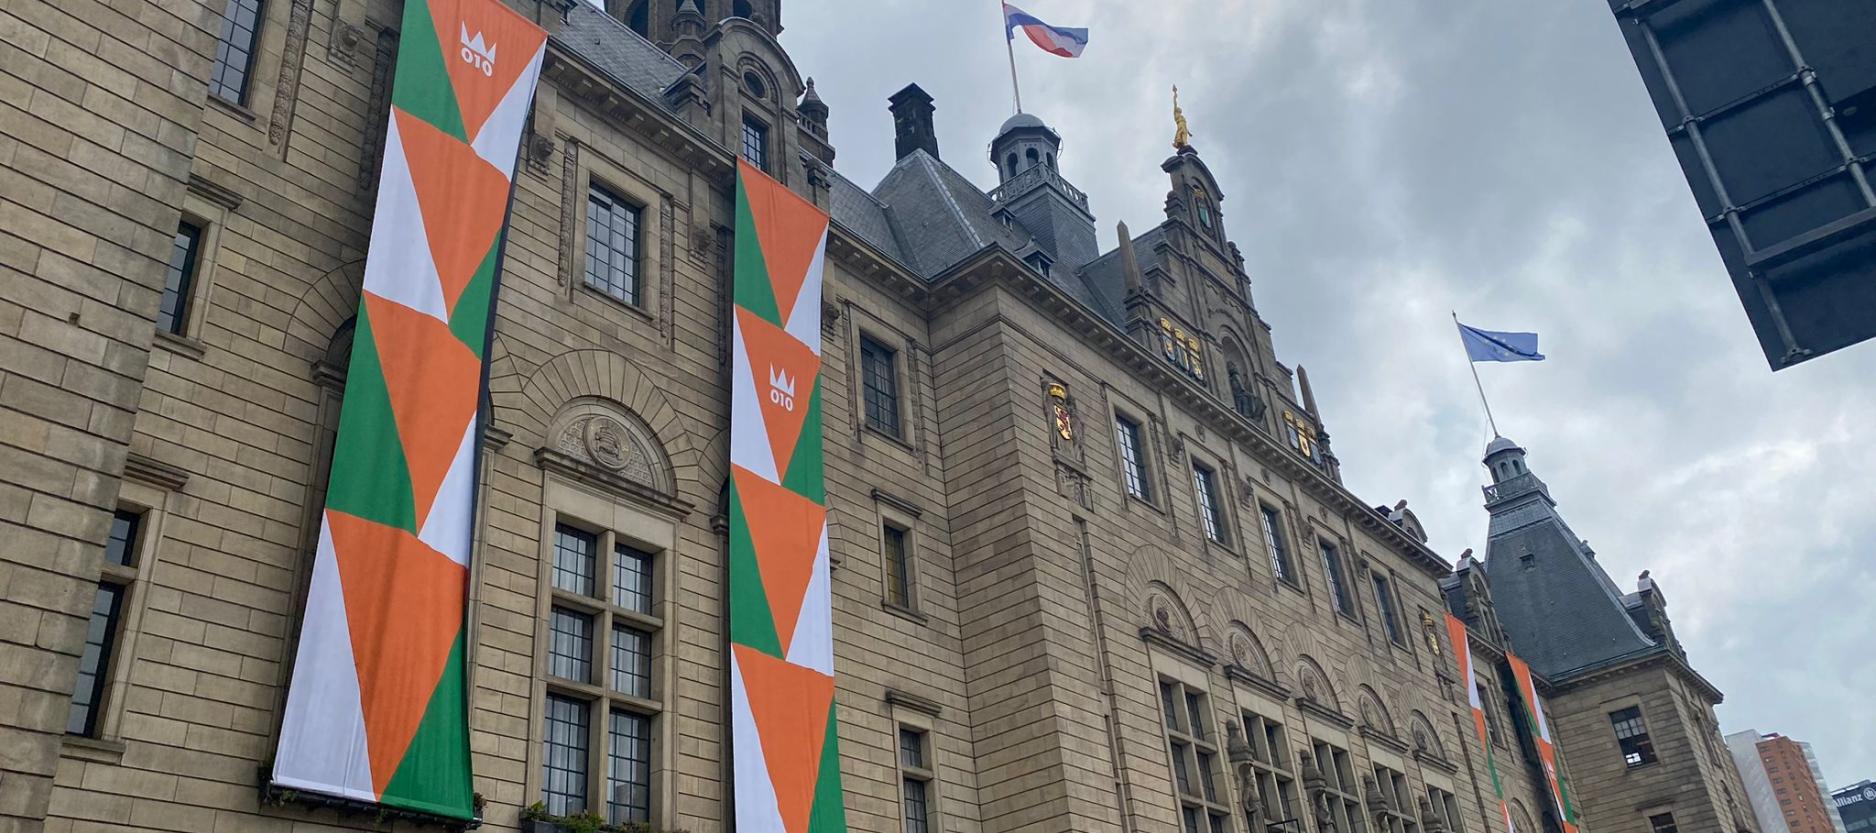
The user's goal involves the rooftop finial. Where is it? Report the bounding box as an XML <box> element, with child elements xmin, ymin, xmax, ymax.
<box><xmin>1172</xmin><ymin>85</ymin><xmax>1192</xmax><ymax>149</ymax></box>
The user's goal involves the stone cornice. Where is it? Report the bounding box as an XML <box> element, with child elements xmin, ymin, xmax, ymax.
<box><xmin>884</xmin><ymin>688</ymin><xmax>944</xmax><ymax>717</ymax></box>
<box><xmin>540</xmin><ymin>43</ymin><xmax>735</xmax><ymax>186</ymax></box>
<box><xmin>1551</xmin><ymin>644</ymin><xmax>1724</xmax><ymax>704</ymax></box>
<box><xmin>1141</xmin><ymin>628</ymin><xmax>1218</xmax><ymax>669</ymax></box>
<box><xmin>1224</xmin><ymin>665</ymin><xmax>1291</xmax><ymax>700</ymax></box>
<box><xmin>1297</xmin><ymin>698</ymin><xmax>1355</xmax><ymax>729</ymax></box>
<box><xmin>123</xmin><ymin>452</ymin><xmax>189</xmax><ymax>491</ymax></box>
<box><xmin>534</xmin><ymin>448</ymin><xmax>695</xmax><ymax>520</ymax></box>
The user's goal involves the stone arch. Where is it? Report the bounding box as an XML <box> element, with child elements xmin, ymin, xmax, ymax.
<box><xmin>1508</xmin><ymin>800</ymin><xmax>1537</xmax><ymax>833</ymax></box>
<box><xmin>286</xmin><ymin>259</ymin><xmax>364</xmax><ymax>365</ymax></box>
<box><xmin>1408</xmin><ymin>710</ymin><xmax>1444</xmax><ymax>758</ymax></box>
<box><xmin>1223</xmin><ymin>621</ymin><xmax>1274</xmax><ymax>680</ymax></box>
<box><xmin>1356</xmin><ymin>685</ymin><xmax>1396</xmax><ymax>735</ymax></box>
<box><xmin>1126</xmin><ymin>544</ymin><xmax>1218</xmax><ymax>653</ymax></box>
<box><xmin>1143</xmin><ymin>581</ymin><xmax>1201</xmax><ymax>648</ymax></box>
<box><xmin>546</xmin><ymin>397</ymin><xmax>674</xmax><ymax>494</ymax></box>
<box><xmin>1293</xmin><ymin>655</ymin><xmax>1337</xmax><ymax>711</ymax></box>
<box><xmin>494</xmin><ymin>349</ymin><xmax>696</xmax><ymax>479</ymax></box>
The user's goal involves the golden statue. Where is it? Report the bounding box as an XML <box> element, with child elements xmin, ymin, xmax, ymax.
<box><xmin>1172</xmin><ymin>85</ymin><xmax>1192</xmax><ymax>149</ymax></box>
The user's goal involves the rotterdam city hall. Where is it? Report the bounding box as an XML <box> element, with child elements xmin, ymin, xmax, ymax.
<box><xmin>0</xmin><ymin>2</ymin><xmax>1759</xmax><ymax>833</ymax></box>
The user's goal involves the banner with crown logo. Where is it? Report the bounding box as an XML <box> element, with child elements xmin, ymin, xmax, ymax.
<box><xmin>1447</xmin><ymin>613</ymin><xmax>1518</xmax><ymax>833</ymax></box>
<box><xmin>727</xmin><ymin>158</ymin><xmax>847</xmax><ymax>833</ymax></box>
<box><xmin>270</xmin><ymin>0</ymin><xmax>544</xmax><ymax>819</ymax></box>
<box><xmin>1508</xmin><ymin>654</ymin><xmax>1579</xmax><ymax>833</ymax></box>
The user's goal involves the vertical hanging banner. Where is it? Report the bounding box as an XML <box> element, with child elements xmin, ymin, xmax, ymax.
<box><xmin>1508</xmin><ymin>654</ymin><xmax>1579</xmax><ymax>833</ymax></box>
<box><xmin>727</xmin><ymin>158</ymin><xmax>846</xmax><ymax>833</ymax></box>
<box><xmin>271</xmin><ymin>0</ymin><xmax>544</xmax><ymax>820</ymax></box>
<box><xmin>1446</xmin><ymin>614</ymin><xmax>1516</xmax><ymax>833</ymax></box>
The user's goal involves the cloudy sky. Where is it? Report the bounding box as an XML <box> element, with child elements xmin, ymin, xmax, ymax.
<box><xmin>778</xmin><ymin>0</ymin><xmax>1876</xmax><ymax>786</ymax></box>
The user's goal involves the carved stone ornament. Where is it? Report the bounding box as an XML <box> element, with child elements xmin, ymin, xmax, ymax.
<box><xmin>1412</xmin><ymin>725</ymin><xmax>1430</xmax><ymax>752</ymax></box>
<box><xmin>1154</xmin><ymin>603</ymin><xmax>1173</xmax><ymax>636</ymax></box>
<box><xmin>584</xmin><ymin>415</ymin><xmax>631</xmax><ymax>470</ymax></box>
<box><xmin>1229</xmin><ymin>634</ymin><xmax>1250</xmax><ymax>669</ymax></box>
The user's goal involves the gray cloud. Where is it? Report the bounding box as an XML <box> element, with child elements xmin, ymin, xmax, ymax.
<box><xmin>782</xmin><ymin>0</ymin><xmax>1876</xmax><ymax>785</ymax></box>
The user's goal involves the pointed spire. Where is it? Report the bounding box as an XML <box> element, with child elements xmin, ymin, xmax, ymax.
<box><xmin>798</xmin><ymin>77</ymin><xmax>828</xmax><ymax>138</ymax></box>
<box><xmin>1117</xmin><ymin>221</ymin><xmax>1144</xmax><ymax>296</ymax></box>
<box><xmin>1296</xmin><ymin>364</ymin><xmax>1320</xmax><ymax>416</ymax></box>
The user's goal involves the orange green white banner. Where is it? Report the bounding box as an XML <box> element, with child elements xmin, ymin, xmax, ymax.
<box><xmin>1446</xmin><ymin>613</ymin><xmax>1517</xmax><ymax>833</ymax></box>
<box><xmin>1508</xmin><ymin>653</ymin><xmax>1579</xmax><ymax>833</ymax></box>
<box><xmin>270</xmin><ymin>0</ymin><xmax>544</xmax><ymax>819</ymax></box>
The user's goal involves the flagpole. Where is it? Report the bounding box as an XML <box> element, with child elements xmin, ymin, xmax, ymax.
<box><xmin>1002</xmin><ymin>3</ymin><xmax>1024</xmax><ymax>113</ymax></box>
<box><xmin>1455</xmin><ymin>311</ymin><xmax>1502</xmax><ymax>438</ymax></box>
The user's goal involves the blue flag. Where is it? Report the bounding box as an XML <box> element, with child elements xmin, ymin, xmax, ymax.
<box><xmin>1457</xmin><ymin>321</ymin><xmax>1545</xmax><ymax>363</ymax></box>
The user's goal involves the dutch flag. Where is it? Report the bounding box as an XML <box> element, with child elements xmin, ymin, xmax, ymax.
<box><xmin>1003</xmin><ymin>2</ymin><xmax>1089</xmax><ymax>58</ymax></box>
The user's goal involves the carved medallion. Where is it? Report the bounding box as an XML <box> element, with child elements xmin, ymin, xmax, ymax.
<box><xmin>585</xmin><ymin>415</ymin><xmax>631</xmax><ymax>471</ymax></box>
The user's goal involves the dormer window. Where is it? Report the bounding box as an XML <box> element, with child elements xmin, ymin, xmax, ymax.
<box><xmin>1193</xmin><ymin>186</ymin><xmax>1215</xmax><ymax>230</ymax></box>
<box><xmin>1023</xmin><ymin>251</ymin><xmax>1052</xmax><ymax>277</ymax></box>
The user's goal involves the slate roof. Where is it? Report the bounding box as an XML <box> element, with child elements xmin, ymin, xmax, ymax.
<box><xmin>1479</xmin><ymin>447</ymin><xmax>1659</xmax><ymax>679</ymax></box>
<box><xmin>548</xmin><ymin>2</ymin><xmax>691</xmax><ymax>99</ymax></box>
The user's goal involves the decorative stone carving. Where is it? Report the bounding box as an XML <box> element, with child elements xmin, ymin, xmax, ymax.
<box><xmin>584</xmin><ymin>416</ymin><xmax>630</xmax><ymax>470</ymax></box>
<box><xmin>357</xmin><ymin>29</ymin><xmax>397</xmax><ymax>191</ymax></box>
<box><xmin>556</xmin><ymin>140</ymin><xmax>581</xmax><ymax>287</ymax></box>
<box><xmin>525</xmin><ymin>130</ymin><xmax>555</xmax><ymax>177</ymax></box>
<box><xmin>550</xmin><ymin>403</ymin><xmax>668</xmax><ymax>493</ymax></box>
<box><xmin>328</xmin><ymin>18</ymin><xmax>365</xmax><ymax>68</ymax></box>
<box><xmin>269</xmin><ymin>0</ymin><xmax>315</xmax><ymax>152</ymax></box>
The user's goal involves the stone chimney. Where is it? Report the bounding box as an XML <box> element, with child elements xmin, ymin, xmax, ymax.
<box><xmin>888</xmin><ymin>83</ymin><xmax>939</xmax><ymax>161</ymax></box>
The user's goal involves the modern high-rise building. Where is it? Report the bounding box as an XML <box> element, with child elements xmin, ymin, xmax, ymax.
<box><xmin>1599</xmin><ymin>0</ymin><xmax>1876</xmax><ymax>369</ymax></box>
<box><xmin>1465</xmin><ymin>438</ymin><xmax>1755</xmax><ymax>833</ymax></box>
<box><xmin>1727</xmin><ymin>730</ymin><xmax>1847</xmax><ymax>833</ymax></box>
<box><xmin>1835</xmin><ymin>781</ymin><xmax>1876</xmax><ymax>833</ymax></box>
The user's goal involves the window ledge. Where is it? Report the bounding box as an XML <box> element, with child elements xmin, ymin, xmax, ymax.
<box><xmin>578</xmin><ymin>283</ymin><xmax>656</xmax><ymax>324</ymax></box>
<box><xmin>61</xmin><ymin>735</ymin><xmax>127</xmax><ymax>763</ymax></box>
<box><xmin>881</xmin><ymin>600</ymin><xmax>927</xmax><ymax>624</ymax></box>
<box><xmin>1274</xmin><ymin>577</ymin><xmax>1304</xmax><ymax>594</ymax></box>
<box><xmin>1125</xmin><ymin>493</ymin><xmax>1163</xmax><ymax>515</ymax></box>
<box><xmin>1204</xmin><ymin>538</ymin><xmax>1235</xmax><ymax>557</ymax></box>
<box><xmin>154</xmin><ymin>329</ymin><xmax>207</xmax><ymax>361</ymax></box>
<box><xmin>207</xmin><ymin>94</ymin><xmax>259</xmax><ymax>123</ymax></box>
<box><xmin>862</xmin><ymin>423</ymin><xmax>916</xmax><ymax>453</ymax></box>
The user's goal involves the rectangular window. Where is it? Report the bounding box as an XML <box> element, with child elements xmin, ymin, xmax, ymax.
<box><xmin>1426</xmin><ymin>787</ymin><xmax>1464</xmax><ymax>833</ymax></box>
<box><xmin>159</xmin><ymin>222</ymin><xmax>202</xmax><ymax>336</ymax></box>
<box><xmin>1611</xmin><ymin>706</ymin><xmax>1659</xmax><ymax>767</ymax></box>
<box><xmin>67</xmin><ymin>583</ymin><xmax>126</xmax><ymax>736</ymax></box>
<box><xmin>553</xmin><ymin>525</ymin><xmax>599</xmax><ymax>597</ymax></box>
<box><xmin>1648</xmin><ymin>813</ymin><xmax>1678</xmax><ymax>833</ymax></box>
<box><xmin>1320</xmin><ymin>541</ymin><xmax>1353</xmax><ymax>616</ymax></box>
<box><xmin>542</xmin><ymin>693</ymin><xmax>590</xmax><ymax>817</ymax></box>
<box><xmin>741</xmin><ymin>114</ymin><xmax>769</xmax><ymax>171</ymax></box>
<box><xmin>611</xmin><ymin>624</ymin><xmax>651</xmax><ymax>698</ymax></box>
<box><xmin>1311</xmin><ymin>739</ymin><xmax>1367</xmax><ymax>833</ymax></box>
<box><xmin>1370</xmin><ymin>764</ymin><xmax>1421</xmax><ymax>833</ymax></box>
<box><xmin>1258</xmin><ymin>505</ymin><xmax>1294</xmax><ymax>583</ymax></box>
<box><xmin>209</xmin><ymin>0</ymin><xmax>264</xmax><ymax>104</ymax></box>
<box><xmin>1240</xmin><ymin>710</ymin><xmax>1298</xmax><ymax>828</ymax></box>
<box><xmin>1372</xmin><ymin>572</ymin><xmax>1403</xmax><ymax>644</ymax></box>
<box><xmin>608</xmin><ymin>710</ymin><xmax>652</xmax><ymax>825</ymax></box>
<box><xmin>548</xmin><ymin>607</ymin><xmax>594</xmax><ymax>684</ymax></box>
<box><xmin>1192</xmin><ymin>464</ymin><xmax>1227</xmax><ymax>544</ymax></box>
<box><xmin>68</xmin><ymin>509</ymin><xmax>145</xmax><ymax>737</ymax></box>
<box><xmin>1479</xmin><ymin>678</ymin><xmax>1508</xmax><ymax>749</ymax></box>
<box><xmin>1116</xmin><ymin>414</ymin><xmax>1152</xmax><ymax>501</ymax></box>
<box><xmin>860</xmin><ymin>335</ymin><xmax>902</xmax><ymax>437</ymax></box>
<box><xmin>883</xmin><ymin>523</ymin><xmax>914</xmax><ymax>608</ymax></box>
<box><xmin>900</xmin><ymin>727</ymin><xmax>933</xmax><ymax>833</ymax></box>
<box><xmin>585</xmin><ymin>183</ymin><xmax>642</xmax><ymax>305</ymax></box>
<box><xmin>1160</xmin><ymin>679</ymin><xmax>1231</xmax><ymax>833</ymax></box>
<box><xmin>614</xmin><ymin>543</ymin><xmax>653</xmax><ymax>614</ymax></box>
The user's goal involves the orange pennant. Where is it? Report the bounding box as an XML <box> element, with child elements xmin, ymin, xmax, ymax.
<box><xmin>426</xmin><ymin>0</ymin><xmax>547</xmax><ymax>142</ymax></box>
<box><xmin>735</xmin><ymin>645</ymin><xmax>835</xmax><ymax>833</ymax></box>
<box><xmin>363</xmin><ymin>293</ymin><xmax>482</xmax><ymax>528</ymax></box>
<box><xmin>737</xmin><ymin>308</ymin><xmax>820</xmax><ymax>478</ymax></box>
<box><xmin>739</xmin><ymin>159</ymin><xmax>828</xmax><ymax>327</ymax></box>
<box><xmin>732</xmin><ymin>465</ymin><xmax>826</xmax><ymax>654</ymax></box>
<box><xmin>393</xmin><ymin>110</ymin><xmax>516</xmax><ymax>316</ymax></box>
<box><xmin>326</xmin><ymin>510</ymin><xmax>468</xmax><ymax>795</ymax></box>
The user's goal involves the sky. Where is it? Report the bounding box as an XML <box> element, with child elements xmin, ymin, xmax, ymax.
<box><xmin>777</xmin><ymin>0</ymin><xmax>1876</xmax><ymax>788</ymax></box>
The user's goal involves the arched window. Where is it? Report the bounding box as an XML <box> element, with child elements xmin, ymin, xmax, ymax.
<box><xmin>1005</xmin><ymin>153</ymin><xmax>1018</xmax><ymax>178</ymax></box>
<box><xmin>627</xmin><ymin>1</ymin><xmax>648</xmax><ymax>36</ymax></box>
<box><xmin>1025</xmin><ymin>147</ymin><xmax>1039</xmax><ymax>166</ymax></box>
<box><xmin>733</xmin><ymin>0</ymin><xmax>753</xmax><ymax>18</ymax></box>
<box><xmin>1193</xmin><ymin>185</ymin><xmax>1215</xmax><ymax>229</ymax></box>
<box><xmin>1046</xmin><ymin>152</ymin><xmax>1056</xmax><ymax>170</ymax></box>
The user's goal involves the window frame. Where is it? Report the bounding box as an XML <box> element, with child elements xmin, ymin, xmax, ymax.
<box><xmin>569</xmin><ymin>151</ymin><xmax>667</xmax><ymax>323</ymax></box>
<box><xmin>859</xmin><ymin>333</ymin><xmax>905</xmax><ymax>440</ymax></box>
<box><xmin>1426</xmin><ymin>785</ymin><xmax>1465</xmax><ymax>833</ymax></box>
<box><xmin>1370</xmin><ymin>762</ymin><xmax>1422</xmax><ymax>833</ymax></box>
<box><xmin>1191</xmin><ymin>460</ymin><xmax>1230</xmax><ymax>547</ymax></box>
<box><xmin>1319</xmin><ymin>539</ymin><xmax>1356</xmax><ymax>619</ymax></box>
<box><xmin>1257</xmin><ymin>503</ymin><xmax>1299</xmax><ymax>587</ymax></box>
<box><xmin>1310</xmin><ymin>738</ymin><xmax>1369</xmax><ymax>833</ymax></box>
<box><xmin>898</xmin><ymin>725</ymin><xmax>936</xmax><ymax>833</ymax></box>
<box><xmin>1114</xmin><ymin>412</ymin><xmax>1154</xmax><ymax>504</ymax></box>
<box><xmin>741</xmin><ymin>112</ymin><xmax>770</xmax><ymax>172</ymax></box>
<box><xmin>1372</xmin><ymin>570</ymin><xmax>1405</xmax><ymax>646</ymax></box>
<box><xmin>1236</xmin><ymin>704</ymin><xmax>1301</xmax><ymax>831</ymax></box>
<box><xmin>64</xmin><ymin>482</ymin><xmax>168</xmax><ymax>749</ymax></box>
<box><xmin>880</xmin><ymin>519</ymin><xmax>919</xmax><ymax>614</ymax></box>
<box><xmin>531</xmin><ymin>480</ymin><xmax>677</xmax><ymax>828</ymax></box>
<box><xmin>1648</xmin><ymin>812</ymin><xmax>1679</xmax><ymax>833</ymax></box>
<box><xmin>1610</xmin><ymin>705</ymin><xmax>1659</xmax><ymax>768</ymax></box>
<box><xmin>208</xmin><ymin>0</ymin><xmax>266</xmax><ymax>106</ymax></box>
<box><xmin>583</xmin><ymin>180</ymin><xmax>645</xmax><ymax>307</ymax></box>
<box><xmin>1158</xmin><ymin>677</ymin><xmax>1234</xmax><ymax>833</ymax></box>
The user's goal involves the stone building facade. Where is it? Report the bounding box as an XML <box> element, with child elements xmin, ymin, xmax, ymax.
<box><xmin>1</xmin><ymin>1</ymin><xmax>1573</xmax><ymax>833</ymax></box>
<box><xmin>1468</xmin><ymin>439</ymin><xmax>1753</xmax><ymax>833</ymax></box>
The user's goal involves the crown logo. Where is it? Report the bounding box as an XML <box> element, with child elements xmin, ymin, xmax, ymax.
<box><xmin>767</xmin><ymin>365</ymin><xmax>797</xmax><ymax>411</ymax></box>
<box><xmin>459</xmin><ymin>23</ymin><xmax>496</xmax><ymax>76</ymax></box>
